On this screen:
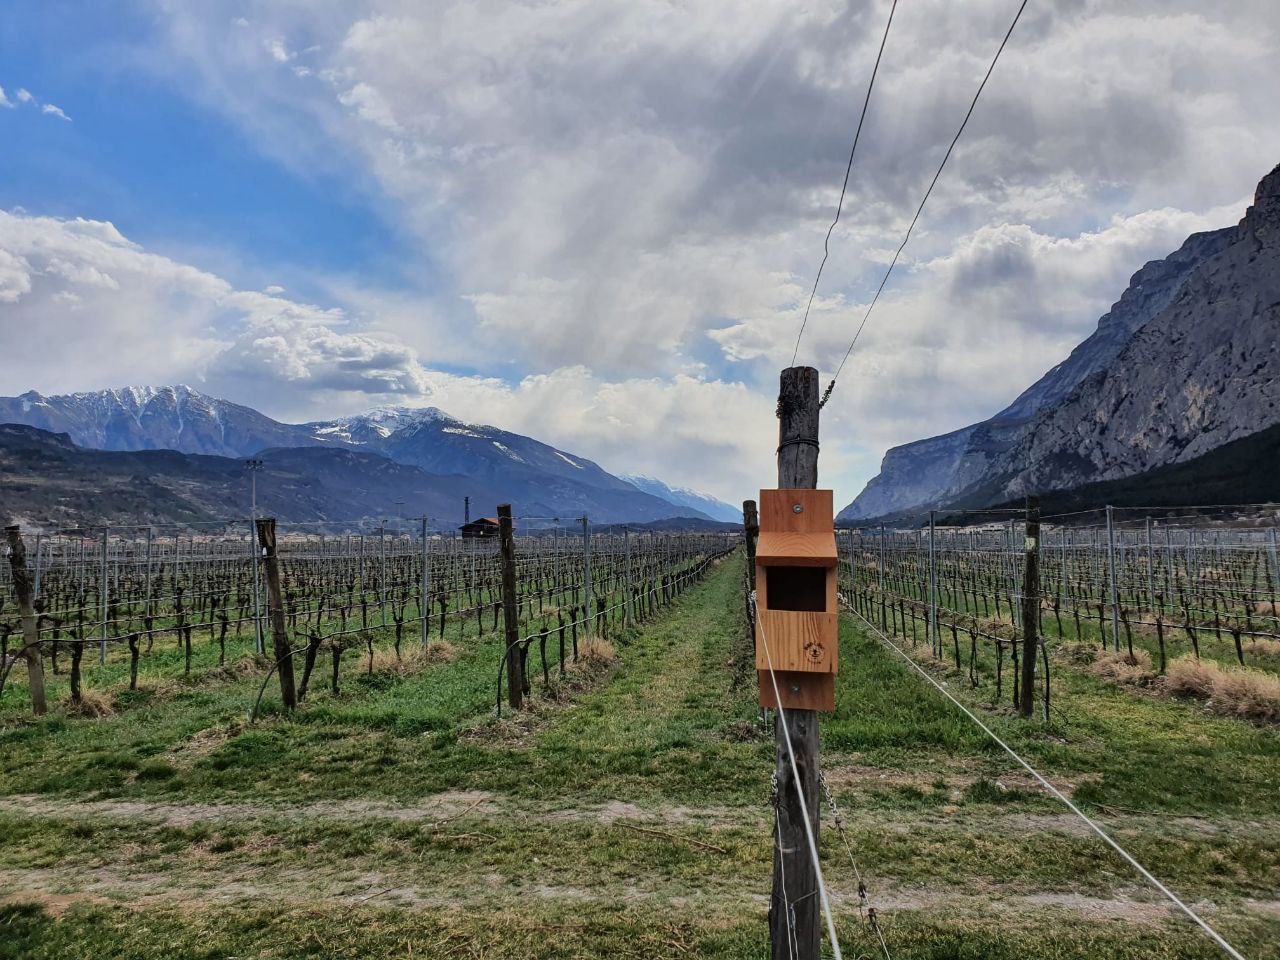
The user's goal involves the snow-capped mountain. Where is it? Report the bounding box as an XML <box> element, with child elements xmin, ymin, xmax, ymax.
<box><xmin>0</xmin><ymin>387</ymin><xmax>717</xmax><ymax>523</ymax></box>
<box><xmin>621</xmin><ymin>475</ymin><xmax>742</xmax><ymax>523</ymax></box>
<box><xmin>0</xmin><ymin>385</ymin><xmax>308</xmax><ymax>458</ymax></box>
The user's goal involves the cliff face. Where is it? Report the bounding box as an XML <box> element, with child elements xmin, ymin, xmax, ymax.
<box><xmin>839</xmin><ymin>163</ymin><xmax>1279</xmax><ymax>522</ymax></box>
<box><xmin>998</xmin><ymin>164</ymin><xmax>1280</xmax><ymax>498</ymax></box>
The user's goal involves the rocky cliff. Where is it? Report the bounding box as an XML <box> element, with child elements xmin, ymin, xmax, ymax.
<box><xmin>840</xmin><ymin>162</ymin><xmax>1279</xmax><ymax>522</ymax></box>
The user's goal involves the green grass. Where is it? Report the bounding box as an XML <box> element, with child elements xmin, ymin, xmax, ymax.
<box><xmin>2</xmin><ymin>553</ymin><xmax>1278</xmax><ymax>959</ymax></box>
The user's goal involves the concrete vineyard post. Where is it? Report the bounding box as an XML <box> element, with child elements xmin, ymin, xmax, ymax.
<box><xmin>4</xmin><ymin>525</ymin><xmax>47</xmax><ymax>716</ymax></box>
<box><xmin>421</xmin><ymin>517</ymin><xmax>430</xmax><ymax>653</ymax></box>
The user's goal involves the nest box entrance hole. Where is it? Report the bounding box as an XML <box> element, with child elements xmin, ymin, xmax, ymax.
<box><xmin>764</xmin><ymin>566</ymin><xmax>826</xmax><ymax>611</ymax></box>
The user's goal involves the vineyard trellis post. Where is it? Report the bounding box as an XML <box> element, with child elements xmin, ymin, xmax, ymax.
<box><xmin>928</xmin><ymin>510</ymin><xmax>939</xmax><ymax>657</ymax></box>
<box><xmin>420</xmin><ymin>516</ymin><xmax>431</xmax><ymax>653</ymax></box>
<box><xmin>4</xmin><ymin>525</ymin><xmax>47</xmax><ymax>716</ymax></box>
<box><xmin>99</xmin><ymin>526</ymin><xmax>109</xmax><ymax>664</ymax></box>
<box><xmin>498</xmin><ymin>504</ymin><xmax>523</xmax><ymax>710</ymax></box>
<box><xmin>770</xmin><ymin>365</ymin><xmax>822</xmax><ymax>960</ymax></box>
<box><xmin>144</xmin><ymin>526</ymin><xmax>154</xmax><ymax>628</ymax></box>
<box><xmin>255</xmin><ymin>517</ymin><xmax>296</xmax><ymax>710</ymax></box>
<box><xmin>879</xmin><ymin>523</ymin><xmax>887</xmax><ymax>630</ymax></box>
<box><xmin>1019</xmin><ymin>495</ymin><xmax>1041</xmax><ymax>718</ymax></box>
<box><xmin>1106</xmin><ymin>504</ymin><xmax>1120</xmax><ymax>651</ymax></box>
<box><xmin>623</xmin><ymin>526</ymin><xmax>633</xmax><ymax>629</ymax></box>
<box><xmin>743</xmin><ymin>499</ymin><xmax>759</xmax><ymax>647</ymax></box>
<box><xmin>1145</xmin><ymin>517</ymin><xmax>1156</xmax><ymax>614</ymax></box>
<box><xmin>1267</xmin><ymin>526</ymin><xmax>1279</xmax><ymax>613</ymax></box>
<box><xmin>249</xmin><ymin>523</ymin><xmax>264</xmax><ymax>655</ymax></box>
<box><xmin>33</xmin><ymin>532</ymin><xmax>43</xmax><ymax>600</ymax></box>
<box><xmin>581</xmin><ymin>515</ymin><xmax>593</xmax><ymax>630</ymax></box>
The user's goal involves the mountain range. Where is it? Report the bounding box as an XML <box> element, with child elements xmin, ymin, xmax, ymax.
<box><xmin>840</xmin><ymin>161</ymin><xmax>1280</xmax><ymax>522</ymax></box>
<box><xmin>0</xmin><ymin>387</ymin><xmax>739</xmax><ymax>528</ymax></box>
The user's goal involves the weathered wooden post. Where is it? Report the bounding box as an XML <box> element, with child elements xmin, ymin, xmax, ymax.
<box><xmin>766</xmin><ymin>365</ymin><xmax>826</xmax><ymax>960</ymax></box>
<box><xmin>420</xmin><ymin>516</ymin><xmax>431</xmax><ymax>653</ymax></box>
<box><xmin>498</xmin><ymin>504</ymin><xmax>523</xmax><ymax>710</ymax></box>
<box><xmin>255</xmin><ymin>518</ymin><xmax>296</xmax><ymax>709</ymax></box>
<box><xmin>1106</xmin><ymin>504</ymin><xmax>1120</xmax><ymax>651</ymax></box>
<box><xmin>743</xmin><ymin>499</ymin><xmax>759</xmax><ymax>644</ymax></box>
<box><xmin>4</xmin><ymin>526</ymin><xmax>47</xmax><ymax>716</ymax></box>
<box><xmin>1019</xmin><ymin>495</ymin><xmax>1040</xmax><ymax>718</ymax></box>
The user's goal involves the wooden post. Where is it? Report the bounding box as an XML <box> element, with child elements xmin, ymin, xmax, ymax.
<box><xmin>771</xmin><ymin>366</ymin><xmax>821</xmax><ymax>960</ymax></box>
<box><xmin>1019</xmin><ymin>495</ymin><xmax>1040</xmax><ymax>718</ymax></box>
<box><xmin>255</xmin><ymin>518</ymin><xmax>296</xmax><ymax>710</ymax></box>
<box><xmin>743</xmin><ymin>499</ymin><xmax>759</xmax><ymax>644</ymax></box>
<box><xmin>498</xmin><ymin>504</ymin><xmax>523</xmax><ymax>710</ymax></box>
<box><xmin>4</xmin><ymin>526</ymin><xmax>47</xmax><ymax>715</ymax></box>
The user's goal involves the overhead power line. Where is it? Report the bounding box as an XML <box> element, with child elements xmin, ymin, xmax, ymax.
<box><xmin>819</xmin><ymin>0</ymin><xmax>1030</xmax><ymax>409</ymax></box>
<box><xmin>790</xmin><ymin>0</ymin><xmax>900</xmax><ymax>368</ymax></box>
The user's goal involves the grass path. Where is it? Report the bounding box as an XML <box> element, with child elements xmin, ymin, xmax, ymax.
<box><xmin>2</xmin><ymin>553</ymin><xmax>1279</xmax><ymax>959</ymax></box>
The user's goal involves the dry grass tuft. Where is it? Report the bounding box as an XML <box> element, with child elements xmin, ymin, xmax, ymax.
<box><xmin>978</xmin><ymin>616</ymin><xmax>1015</xmax><ymax>638</ymax></box>
<box><xmin>424</xmin><ymin>641</ymin><xmax>459</xmax><ymax>664</ymax></box>
<box><xmin>64</xmin><ymin>689</ymin><xmax>115</xmax><ymax>718</ymax></box>
<box><xmin>1164</xmin><ymin>657</ymin><xmax>1280</xmax><ymax>722</ymax></box>
<box><xmin>1163</xmin><ymin>657</ymin><xmax>1219</xmax><ymax>699</ymax></box>
<box><xmin>231</xmin><ymin>654</ymin><xmax>268</xmax><ymax>677</ymax></box>
<box><xmin>576</xmin><ymin>636</ymin><xmax>618</xmax><ymax>669</ymax></box>
<box><xmin>1243</xmin><ymin>638</ymin><xmax>1280</xmax><ymax>660</ymax></box>
<box><xmin>1089</xmin><ymin>648</ymin><xmax>1157</xmax><ymax>687</ymax></box>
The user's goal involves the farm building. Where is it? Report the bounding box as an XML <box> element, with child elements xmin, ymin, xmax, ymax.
<box><xmin>459</xmin><ymin>517</ymin><xmax>500</xmax><ymax>539</ymax></box>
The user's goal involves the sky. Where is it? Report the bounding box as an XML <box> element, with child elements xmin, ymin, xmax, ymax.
<box><xmin>1</xmin><ymin>1</ymin><xmax>1278</xmax><ymax>508</ymax></box>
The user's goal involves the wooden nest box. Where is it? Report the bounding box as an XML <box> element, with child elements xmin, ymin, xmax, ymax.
<box><xmin>755</xmin><ymin>489</ymin><xmax>837</xmax><ymax>712</ymax></box>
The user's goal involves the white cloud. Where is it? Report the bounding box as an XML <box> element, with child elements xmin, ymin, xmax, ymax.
<box><xmin>41</xmin><ymin>103</ymin><xmax>71</xmax><ymax>122</ymax></box>
<box><xmin>16</xmin><ymin>0</ymin><xmax>1280</xmax><ymax>504</ymax></box>
<box><xmin>0</xmin><ymin>87</ymin><xmax>12</xmax><ymax>109</ymax></box>
<box><xmin>15</xmin><ymin>88</ymin><xmax>32</xmax><ymax>104</ymax></box>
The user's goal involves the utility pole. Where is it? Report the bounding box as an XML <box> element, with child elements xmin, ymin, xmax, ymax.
<box><xmin>1019</xmin><ymin>495</ymin><xmax>1041</xmax><ymax>718</ymax></box>
<box><xmin>464</xmin><ymin>496</ymin><xmax>471</xmax><ymax>525</ymax></box>
<box><xmin>498</xmin><ymin>504</ymin><xmax>522</xmax><ymax>709</ymax></box>
<box><xmin>770</xmin><ymin>365</ymin><xmax>821</xmax><ymax>960</ymax></box>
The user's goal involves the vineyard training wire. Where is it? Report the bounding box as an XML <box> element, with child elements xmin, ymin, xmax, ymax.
<box><xmin>816</xmin><ymin>0</ymin><xmax>1030</xmax><ymax>408</ymax></box>
<box><xmin>790</xmin><ymin>0</ymin><xmax>899</xmax><ymax>368</ymax></box>
<box><xmin>847</xmin><ymin>605</ymin><xmax>1247</xmax><ymax>960</ymax></box>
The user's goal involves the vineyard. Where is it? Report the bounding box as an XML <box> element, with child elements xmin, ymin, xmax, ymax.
<box><xmin>840</xmin><ymin>508</ymin><xmax>1280</xmax><ymax>722</ymax></box>
<box><xmin>1</xmin><ymin>502</ymin><xmax>1278</xmax><ymax>959</ymax></box>
<box><xmin>1</xmin><ymin>519</ymin><xmax>735</xmax><ymax>719</ymax></box>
